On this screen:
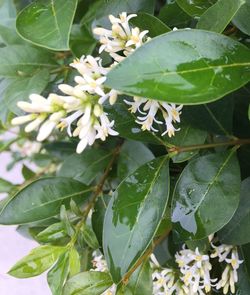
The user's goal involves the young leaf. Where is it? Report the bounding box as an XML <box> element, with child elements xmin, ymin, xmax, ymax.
<box><xmin>8</xmin><ymin>245</ymin><xmax>66</xmax><ymax>278</ymax></box>
<box><xmin>63</xmin><ymin>271</ymin><xmax>113</xmax><ymax>295</ymax></box>
<box><xmin>58</xmin><ymin>149</ymin><xmax>112</xmax><ymax>185</ymax></box>
<box><xmin>106</xmin><ymin>30</ymin><xmax>250</xmax><ymax>105</ymax></box>
<box><xmin>36</xmin><ymin>222</ymin><xmax>68</xmax><ymax>243</ymax></box>
<box><xmin>233</xmin><ymin>0</ymin><xmax>250</xmax><ymax>36</ymax></box>
<box><xmin>81</xmin><ymin>224</ymin><xmax>99</xmax><ymax>250</ymax></box>
<box><xmin>218</xmin><ymin>177</ymin><xmax>250</xmax><ymax>245</ymax></box>
<box><xmin>197</xmin><ymin>0</ymin><xmax>246</xmax><ymax>33</ymax></box>
<box><xmin>22</xmin><ymin>165</ymin><xmax>35</xmax><ymax>181</ymax></box>
<box><xmin>117</xmin><ymin>140</ymin><xmax>155</xmax><ymax>180</ymax></box>
<box><xmin>47</xmin><ymin>252</ymin><xmax>70</xmax><ymax>295</ymax></box>
<box><xmin>103</xmin><ymin>156</ymin><xmax>170</xmax><ymax>283</ymax></box>
<box><xmin>176</xmin><ymin>0</ymin><xmax>217</xmax><ymax>17</ymax></box>
<box><xmin>171</xmin><ymin>150</ymin><xmax>241</xmax><ymax>240</ymax></box>
<box><xmin>68</xmin><ymin>248</ymin><xmax>81</xmax><ymax>277</ymax></box>
<box><xmin>16</xmin><ymin>0</ymin><xmax>78</xmax><ymax>50</ymax></box>
<box><xmin>0</xmin><ymin>178</ymin><xmax>14</xmax><ymax>193</ymax></box>
<box><xmin>0</xmin><ymin>177</ymin><xmax>92</xmax><ymax>225</ymax></box>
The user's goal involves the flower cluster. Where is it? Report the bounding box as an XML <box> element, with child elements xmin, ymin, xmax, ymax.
<box><xmin>151</xmin><ymin>238</ymin><xmax>243</xmax><ymax>295</ymax></box>
<box><xmin>12</xmin><ymin>12</ymin><xmax>183</xmax><ymax>153</ymax></box>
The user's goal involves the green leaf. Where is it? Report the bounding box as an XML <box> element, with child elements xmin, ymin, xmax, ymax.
<box><xmin>171</xmin><ymin>150</ymin><xmax>241</xmax><ymax>240</ymax></box>
<box><xmin>0</xmin><ymin>45</ymin><xmax>56</xmax><ymax>77</ymax></box>
<box><xmin>176</xmin><ymin>0</ymin><xmax>217</xmax><ymax>17</ymax></box>
<box><xmin>117</xmin><ymin>260</ymin><xmax>153</xmax><ymax>295</ymax></box>
<box><xmin>233</xmin><ymin>0</ymin><xmax>250</xmax><ymax>36</ymax></box>
<box><xmin>58</xmin><ymin>149</ymin><xmax>113</xmax><ymax>185</ymax></box>
<box><xmin>0</xmin><ymin>177</ymin><xmax>92</xmax><ymax>225</ymax></box>
<box><xmin>118</xmin><ymin>140</ymin><xmax>154</xmax><ymax>180</ymax></box>
<box><xmin>36</xmin><ymin>222</ymin><xmax>68</xmax><ymax>243</ymax></box>
<box><xmin>8</xmin><ymin>245</ymin><xmax>66</xmax><ymax>278</ymax></box>
<box><xmin>22</xmin><ymin>165</ymin><xmax>35</xmax><ymax>181</ymax></box>
<box><xmin>218</xmin><ymin>177</ymin><xmax>250</xmax><ymax>245</ymax></box>
<box><xmin>81</xmin><ymin>0</ymin><xmax>155</xmax><ymax>27</ymax></box>
<box><xmin>81</xmin><ymin>224</ymin><xmax>99</xmax><ymax>250</ymax></box>
<box><xmin>68</xmin><ymin>248</ymin><xmax>81</xmax><ymax>277</ymax></box>
<box><xmin>130</xmin><ymin>12</ymin><xmax>171</xmax><ymax>37</ymax></box>
<box><xmin>167</xmin><ymin>123</ymin><xmax>207</xmax><ymax>163</ymax></box>
<box><xmin>16</xmin><ymin>0</ymin><xmax>78</xmax><ymax>50</ymax></box>
<box><xmin>105</xmin><ymin>101</ymin><xmax>166</xmax><ymax>146</ymax></box>
<box><xmin>63</xmin><ymin>271</ymin><xmax>113</xmax><ymax>295</ymax></box>
<box><xmin>70</xmin><ymin>24</ymin><xmax>97</xmax><ymax>57</ymax></box>
<box><xmin>103</xmin><ymin>156</ymin><xmax>169</xmax><ymax>283</ymax></box>
<box><xmin>92</xmin><ymin>195</ymin><xmax>111</xmax><ymax>247</ymax></box>
<box><xmin>47</xmin><ymin>252</ymin><xmax>69</xmax><ymax>295</ymax></box>
<box><xmin>106</xmin><ymin>30</ymin><xmax>250</xmax><ymax>105</ymax></box>
<box><xmin>3</xmin><ymin>68</ymin><xmax>50</xmax><ymax>115</ymax></box>
<box><xmin>197</xmin><ymin>0</ymin><xmax>245</xmax><ymax>33</ymax></box>
<box><xmin>0</xmin><ymin>178</ymin><xmax>14</xmax><ymax>193</ymax></box>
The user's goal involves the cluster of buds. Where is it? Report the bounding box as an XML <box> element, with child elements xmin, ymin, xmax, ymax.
<box><xmin>12</xmin><ymin>12</ymin><xmax>183</xmax><ymax>153</ymax></box>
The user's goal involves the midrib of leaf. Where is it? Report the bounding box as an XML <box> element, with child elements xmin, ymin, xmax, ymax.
<box><xmin>72</xmin><ymin>279</ymin><xmax>112</xmax><ymax>295</ymax></box>
<box><xmin>120</xmin><ymin>157</ymin><xmax>168</xmax><ymax>274</ymax></box>
<box><xmin>204</xmin><ymin>104</ymin><xmax>229</xmax><ymax>135</ymax></box>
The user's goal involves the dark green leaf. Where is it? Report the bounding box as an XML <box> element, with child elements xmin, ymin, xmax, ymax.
<box><xmin>103</xmin><ymin>156</ymin><xmax>169</xmax><ymax>283</ymax></box>
<box><xmin>8</xmin><ymin>245</ymin><xmax>66</xmax><ymax>278</ymax></box>
<box><xmin>16</xmin><ymin>0</ymin><xmax>78</xmax><ymax>50</ymax></box>
<box><xmin>106</xmin><ymin>30</ymin><xmax>250</xmax><ymax>105</ymax></box>
<box><xmin>233</xmin><ymin>0</ymin><xmax>250</xmax><ymax>36</ymax></box>
<box><xmin>63</xmin><ymin>271</ymin><xmax>113</xmax><ymax>295</ymax></box>
<box><xmin>22</xmin><ymin>165</ymin><xmax>35</xmax><ymax>181</ymax></box>
<box><xmin>167</xmin><ymin>123</ymin><xmax>207</xmax><ymax>163</ymax></box>
<box><xmin>176</xmin><ymin>0</ymin><xmax>217</xmax><ymax>17</ymax></box>
<box><xmin>171</xmin><ymin>150</ymin><xmax>241</xmax><ymax>240</ymax></box>
<box><xmin>92</xmin><ymin>195</ymin><xmax>111</xmax><ymax>247</ymax></box>
<box><xmin>44</xmin><ymin>141</ymin><xmax>76</xmax><ymax>160</ymax></box>
<box><xmin>47</xmin><ymin>252</ymin><xmax>69</xmax><ymax>295</ymax></box>
<box><xmin>0</xmin><ymin>177</ymin><xmax>91</xmax><ymax>225</ymax></box>
<box><xmin>118</xmin><ymin>140</ymin><xmax>154</xmax><ymax>179</ymax></box>
<box><xmin>36</xmin><ymin>222</ymin><xmax>68</xmax><ymax>243</ymax></box>
<box><xmin>197</xmin><ymin>0</ymin><xmax>245</xmax><ymax>33</ymax></box>
<box><xmin>81</xmin><ymin>224</ymin><xmax>99</xmax><ymax>250</ymax></box>
<box><xmin>58</xmin><ymin>149</ymin><xmax>113</xmax><ymax>185</ymax></box>
<box><xmin>130</xmin><ymin>12</ymin><xmax>171</xmax><ymax>37</ymax></box>
<box><xmin>218</xmin><ymin>177</ymin><xmax>250</xmax><ymax>245</ymax></box>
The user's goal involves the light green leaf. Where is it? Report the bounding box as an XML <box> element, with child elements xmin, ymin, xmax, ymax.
<box><xmin>63</xmin><ymin>271</ymin><xmax>113</xmax><ymax>295</ymax></box>
<box><xmin>68</xmin><ymin>248</ymin><xmax>80</xmax><ymax>277</ymax></box>
<box><xmin>233</xmin><ymin>0</ymin><xmax>250</xmax><ymax>36</ymax></box>
<box><xmin>176</xmin><ymin>0</ymin><xmax>217</xmax><ymax>17</ymax></box>
<box><xmin>0</xmin><ymin>178</ymin><xmax>14</xmax><ymax>193</ymax></box>
<box><xmin>118</xmin><ymin>140</ymin><xmax>154</xmax><ymax>180</ymax></box>
<box><xmin>171</xmin><ymin>150</ymin><xmax>241</xmax><ymax>240</ymax></box>
<box><xmin>197</xmin><ymin>0</ymin><xmax>245</xmax><ymax>33</ymax></box>
<box><xmin>130</xmin><ymin>12</ymin><xmax>171</xmax><ymax>37</ymax></box>
<box><xmin>0</xmin><ymin>177</ymin><xmax>92</xmax><ymax>225</ymax></box>
<box><xmin>36</xmin><ymin>222</ymin><xmax>68</xmax><ymax>243</ymax></box>
<box><xmin>8</xmin><ymin>245</ymin><xmax>66</xmax><ymax>278</ymax></box>
<box><xmin>103</xmin><ymin>157</ymin><xmax>169</xmax><ymax>283</ymax></box>
<box><xmin>218</xmin><ymin>177</ymin><xmax>250</xmax><ymax>245</ymax></box>
<box><xmin>47</xmin><ymin>252</ymin><xmax>69</xmax><ymax>295</ymax></box>
<box><xmin>16</xmin><ymin>0</ymin><xmax>78</xmax><ymax>50</ymax></box>
<box><xmin>58</xmin><ymin>149</ymin><xmax>113</xmax><ymax>185</ymax></box>
<box><xmin>81</xmin><ymin>224</ymin><xmax>99</xmax><ymax>250</ymax></box>
<box><xmin>106</xmin><ymin>30</ymin><xmax>250</xmax><ymax>105</ymax></box>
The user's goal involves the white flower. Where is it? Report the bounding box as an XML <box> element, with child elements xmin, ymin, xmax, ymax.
<box><xmin>95</xmin><ymin>113</ymin><xmax>119</xmax><ymax>141</ymax></box>
<box><xmin>92</xmin><ymin>251</ymin><xmax>108</xmax><ymax>272</ymax></box>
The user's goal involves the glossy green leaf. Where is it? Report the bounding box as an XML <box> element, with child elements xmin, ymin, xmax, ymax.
<box><xmin>106</xmin><ymin>30</ymin><xmax>250</xmax><ymax>105</ymax></box>
<box><xmin>117</xmin><ymin>260</ymin><xmax>153</xmax><ymax>295</ymax></box>
<box><xmin>58</xmin><ymin>149</ymin><xmax>112</xmax><ymax>185</ymax></box>
<box><xmin>118</xmin><ymin>140</ymin><xmax>154</xmax><ymax>179</ymax></box>
<box><xmin>8</xmin><ymin>245</ymin><xmax>66</xmax><ymax>278</ymax></box>
<box><xmin>81</xmin><ymin>0</ymin><xmax>155</xmax><ymax>27</ymax></box>
<box><xmin>130</xmin><ymin>12</ymin><xmax>171</xmax><ymax>37</ymax></box>
<box><xmin>81</xmin><ymin>224</ymin><xmax>99</xmax><ymax>250</ymax></box>
<box><xmin>47</xmin><ymin>252</ymin><xmax>69</xmax><ymax>295</ymax></box>
<box><xmin>167</xmin><ymin>123</ymin><xmax>207</xmax><ymax>163</ymax></box>
<box><xmin>92</xmin><ymin>195</ymin><xmax>111</xmax><ymax>247</ymax></box>
<box><xmin>16</xmin><ymin>0</ymin><xmax>78</xmax><ymax>50</ymax></box>
<box><xmin>233</xmin><ymin>0</ymin><xmax>250</xmax><ymax>36</ymax></box>
<box><xmin>171</xmin><ymin>150</ymin><xmax>241</xmax><ymax>240</ymax></box>
<box><xmin>197</xmin><ymin>0</ymin><xmax>245</xmax><ymax>33</ymax></box>
<box><xmin>103</xmin><ymin>156</ymin><xmax>169</xmax><ymax>283</ymax></box>
<box><xmin>105</xmin><ymin>101</ymin><xmax>167</xmax><ymax>146</ymax></box>
<box><xmin>68</xmin><ymin>248</ymin><xmax>81</xmax><ymax>277</ymax></box>
<box><xmin>218</xmin><ymin>177</ymin><xmax>250</xmax><ymax>245</ymax></box>
<box><xmin>3</xmin><ymin>68</ymin><xmax>50</xmax><ymax>115</ymax></box>
<box><xmin>0</xmin><ymin>177</ymin><xmax>91</xmax><ymax>225</ymax></box>
<box><xmin>36</xmin><ymin>222</ymin><xmax>68</xmax><ymax>243</ymax></box>
<box><xmin>63</xmin><ymin>271</ymin><xmax>113</xmax><ymax>295</ymax></box>
<box><xmin>176</xmin><ymin>0</ymin><xmax>217</xmax><ymax>17</ymax></box>
<box><xmin>0</xmin><ymin>178</ymin><xmax>14</xmax><ymax>193</ymax></box>
<box><xmin>0</xmin><ymin>45</ymin><xmax>56</xmax><ymax>77</ymax></box>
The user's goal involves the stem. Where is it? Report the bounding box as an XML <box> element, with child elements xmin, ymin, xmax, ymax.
<box><xmin>122</xmin><ymin>228</ymin><xmax>171</xmax><ymax>284</ymax></box>
<box><xmin>168</xmin><ymin>138</ymin><xmax>250</xmax><ymax>154</ymax></box>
